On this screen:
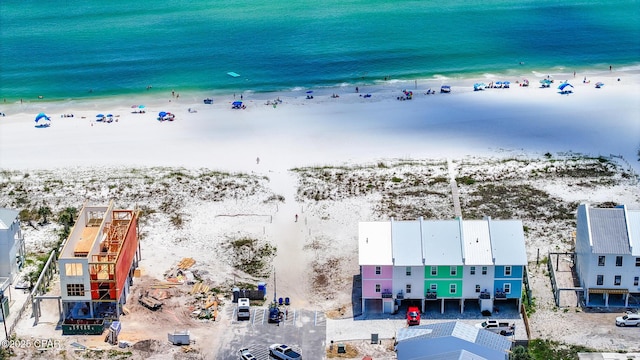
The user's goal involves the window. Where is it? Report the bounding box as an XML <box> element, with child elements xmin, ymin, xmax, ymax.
<box><xmin>634</xmin><ymin>277</ymin><xmax>639</xmax><ymax>286</ymax></box>
<box><xmin>614</xmin><ymin>276</ymin><xmax>621</xmax><ymax>286</ymax></box>
<box><xmin>375</xmin><ymin>284</ymin><xmax>381</xmax><ymax>293</ymax></box>
<box><xmin>406</xmin><ymin>284</ymin><xmax>412</xmax><ymax>294</ymax></box>
<box><xmin>598</xmin><ymin>256</ymin><xmax>605</xmax><ymax>266</ymax></box>
<box><xmin>475</xmin><ymin>285</ymin><xmax>481</xmax><ymax>293</ymax></box>
<box><xmin>375</xmin><ymin>266</ymin><xmax>381</xmax><ymax>275</ymax></box>
<box><xmin>504</xmin><ymin>283</ymin><xmax>511</xmax><ymax>294</ymax></box>
<box><xmin>450</xmin><ymin>266</ymin><xmax>457</xmax><ymax>276</ymax></box>
<box><xmin>616</xmin><ymin>256</ymin><xmax>623</xmax><ymax>267</ymax></box>
<box><xmin>431</xmin><ymin>267</ymin><xmax>437</xmax><ymax>276</ymax></box>
<box><xmin>470</xmin><ymin>266</ymin><xmax>476</xmax><ymax>275</ymax></box>
<box><xmin>430</xmin><ymin>284</ymin><xmax>437</xmax><ymax>291</ymax></box>
<box><xmin>449</xmin><ymin>284</ymin><xmax>457</xmax><ymax>294</ymax></box>
<box><xmin>505</xmin><ymin>266</ymin><xmax>512</xmax><ymax>276</ymax></box>
<box><xmin>636</xmin><ymin>258</ymin><xmax>640</xmax><ymax>267</ymax></box>
<box><xmin>482</xmin><ymin>266</ymin><xmax>487</xmax><ymax>275</ymax></box>
<box><xmin>65</xmin><ymin>263</ymin><xmax>83</xmax><ymax>277</ymax></box>
<box><xmin>66</xmin><ymin>284</ymin><xmax>85</xmax><ymax>297</ymax></box>
<box><xmin>406</xmin><ymin>267</ymin><xmax>411</xmax><ymax>276</ymax></box>
<box><xmin>596</xmin><ymin>275</ymin><xmax>604</xmax><ymax>285</ymax></box>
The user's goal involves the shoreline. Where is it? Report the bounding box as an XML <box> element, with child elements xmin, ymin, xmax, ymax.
<box><xmin>2</xmin><ymin>65</ymin><xmax>639</xmax><ymax>110</ymax></box>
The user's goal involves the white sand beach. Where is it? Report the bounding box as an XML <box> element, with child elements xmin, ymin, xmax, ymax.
<box><xmin>1</xmin><ymin>69</ymin><xmax>640</xmax><ymax>358</ymax></box>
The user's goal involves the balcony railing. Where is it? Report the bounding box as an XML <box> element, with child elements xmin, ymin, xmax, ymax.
<box><xmin>381</xmin><ymin>289</ymin><xmax>393</xmax><ymax>298</ymax></box>
<box><xmin>495</xmin><ymin>290</ymin><xmax>507</xmax><ymax>299</ymax></box>
<box><xmin>479</xmin><ymin>291</ymin><xmax>491</xmax><ymax>299</ymax></box>
<box><xmin>425</xmin><ymin>291</ymin><xmax>437</xmax><ymax>300</ymax></box>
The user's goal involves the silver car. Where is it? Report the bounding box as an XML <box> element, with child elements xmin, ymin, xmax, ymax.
<box><xmin>615</xmin><ymin>313</ymin><xmax>640</xmax><ymax>327</ymax></box>
<box><xmin>239</xmin><ymin>348</ymin><xmax>256</xmax><ymax>360</ymax></box>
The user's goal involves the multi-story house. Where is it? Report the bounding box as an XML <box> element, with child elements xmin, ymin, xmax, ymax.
<box><xmin>359</xmin><ymin>217</ymin><xmax>527</xmax><ymax>314</ymax></box>
<box><xmin>575</xmin><ymin>204</ymin><xmax>640</xmax><ymax>307</ymax></box>
<box><xmin>0</xmin><ymin>208</ymin><xmax>25</xmax><ymax>283</ymax></box>
<box><xmin>58</xmin><ymin>202</ymin><xmax>139</xmax><ymax>333</ymax></box>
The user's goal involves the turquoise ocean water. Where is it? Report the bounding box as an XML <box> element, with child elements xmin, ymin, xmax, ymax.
<box><xmin>1</xmin><ymin>0</ymin><xmax>639</xmax><ymax>101</ymax></box>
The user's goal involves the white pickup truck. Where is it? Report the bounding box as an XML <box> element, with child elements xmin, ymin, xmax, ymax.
<box><xmin>269</xmin><ymin>344</ymin><xmax>302</xmax><ymax>360</ymax></box>
<box><xmin>475</xmin><ymin>320</ymin><xmax>515</xmax><ymax>335</ymax></box>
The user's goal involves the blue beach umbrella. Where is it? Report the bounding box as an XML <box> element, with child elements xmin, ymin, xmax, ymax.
<box><xmin>306</xmin><ymin>90</ymin><xmax>313</xmax><ymax>94</ymax></box>
<box><xmin>158</xmin><ymin>111</ymin><xmax>167</xmax><ymax>117</ymax></box>
<box><xmin>558</xmin><ymin>83</ymin><xmax>573</xmax><ymax>91</ymax></box>
<box><xmin>35</xmin><ymin>112</ymin><xmax>50</xmax><ymax>122</ymax></box>
<box><xmin>96</xmin><ymin>114</ymin><xmax>104</xmax><ymax>118</ymax></box>
<box><xmin>106</xmin><ymin>114</ymin><xmax>113</xmax><ymax>117</ymax></box>
<box><xmin>138</xmin><ymin>105</ymin><xmax>145</xmax><ymax>109</ymax></box>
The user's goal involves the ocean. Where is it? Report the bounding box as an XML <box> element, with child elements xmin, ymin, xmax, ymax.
<box><xmin>1</xmin><ymin>0</ymin><xmax>639</xmax><ymax>101</ymax></box>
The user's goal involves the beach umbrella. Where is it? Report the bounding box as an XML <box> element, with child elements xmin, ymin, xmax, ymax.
<box><xmin>96</xmin><ymin>114</ymin><xmax>104</xmax><ymax>118</ymax></box>
<box><xmin>158</xmin><ymin>111</ymin><xmax>167</xmax><ymax>117</ymax></box>
<box><xmin>35</xmin><ymin>113</ymin><xmax>50</xmax><ymax>122</ymax></box>
<box><xmin>595</xmin><ymin>82</ymin><xmax>604</xmax><ymax>87</ymax></box>
<box><xmin>106</xmin><ymin>114</ymin><xmax>113</xmax><ymax>117</ymax></box>
<box><xmin>232</xmin><ymin>101</ymin><xmax>242</xmax><ymax>106</ymax></box>
<box><xmin>306</xmin><ymin>90</ymin><xmax>313</xmax><ymax>94</ymax></box>
<box><xmin>504</xmin><ymin>81</ymin><xmax>511</xmax><ymax>85</ymax></box>
<box><xmin>558</xmin><ymin>83</ymin><xmax>573</xmax><ymax>91</ymax></box>
<box><xmin>131</xmin><ymin>105</ymin><xmax>138</xmax><ymax>108</ymax></box>
<box><xmin>138</xmin><ymin>105</ymin><xmax>145</xmax><ymax>109</ymax></box>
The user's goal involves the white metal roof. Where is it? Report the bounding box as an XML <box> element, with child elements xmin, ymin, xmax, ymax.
<box><xmin>490</xmin><ymin>220</ymin><xmax>528</xmax><ymax>265</ymax></box>
<box><xmin>422</xmin><ymin>220</ymin><xmax>464</xmax><ymax>265</ymax></box>
<box><xmin>392</xmin><ymin>220</ymin><xmax>423</xmax><ymax>266</ymax></box>
<box><xmin>462</xmin><ymin>220</ymin><xmax>494</xmax><ymax>265</ymax></box>
<box><xmin>358</xmin><ymin>222</ymin><xmax>393</xmax><ymax>265</ymax></box>
<box><xmin>0</xmin><ymin>208</ymin><xmax>18</xmax><ymax>230</ymax></box>
<box><xmin>627</xmin><ymin>210</ymin><xmax>640</xmax><ymax>256</ymax></box>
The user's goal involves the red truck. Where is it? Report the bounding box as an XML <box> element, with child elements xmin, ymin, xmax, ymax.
<box><xmin>406</xmin><ymin>306</ymin><xmax>421</xmax><ymax>326</ymax></box>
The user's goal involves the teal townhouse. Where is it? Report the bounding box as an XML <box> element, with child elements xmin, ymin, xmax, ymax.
<box><xmin>358</xmin><ymin>217</ymin><xmax>527</xmax><ymax>314</ymax></box>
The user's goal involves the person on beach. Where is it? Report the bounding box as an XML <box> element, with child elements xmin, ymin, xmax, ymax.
<box><xmin>355</xmin><ymin>87</ymin><xmax>359</xmax><ymax>93</ymax></box>
<box><xmin>295</xmin><ymin>214</ymin><xmax>298</xmax><ymax>222</ymax></box>
<box><xmin>256</xmin><ymin>157</ymin><xmax>260</xmax><ymax>165</ymax></box>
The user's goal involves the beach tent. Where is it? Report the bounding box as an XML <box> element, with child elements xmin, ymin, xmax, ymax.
<box><xmin>558</xmin><ymin>83</ymin><xmax>574</xmax><ymax>94</ymax></box>
<box><xmin>232</xmin><ymin>101</ymin><xmax>243</xmax><ymax>109</ymax></box>
<box><xmin>34</xmin><ymin>113</ymin><xmax>51</xmax><ymax>128</ymax></box>
<box><xmin>473</xmin><ymin>83</ymin><xmax>486</xmax><ymax>91</ymax></box>
<box><xmin>503</xmin><ymin>81</ymin><xmax>511</xmax><ymax>88</ymax></box>
<box><xmin>540</xmin><ymin>79</ymin><xmax>552</xmax><ymax>88</ymax></box>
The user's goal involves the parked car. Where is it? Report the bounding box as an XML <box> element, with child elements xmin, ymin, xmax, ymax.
<box><xmin>406</xmin><ymin>306</ymin><xmax>421</xmax><ymax>326</ymax></box>
<box><xmin>475</xmin><ymin>320</ymin><xmax>515</xmax><ymax>335</ymax></box>
<box><xmin>238</xmin><ymin>348</ymin><xmax>256</xmax><ymax>360</ymax></box>
<box><xmin>237</xmin><ymin>298</ymin><xmax>251</xmax><ymax>321</ymax></box>
<box><xmin>269</xmin><ymin>343</ymin><xmax>302</xmax><ymax>360</ymax></box>
<box><xmin>616</xmin><ymin>313</ymin><xmax>640</xmax><ymax>327</ymax></box>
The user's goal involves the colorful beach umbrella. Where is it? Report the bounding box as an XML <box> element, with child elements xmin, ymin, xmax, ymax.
<box><xmin>558</xmin><ymin>83</ymin><xmax>573</xmax><ymax>90</ymax></box>
<box><xmin>138</xmin><ymin>105</ymin><xmax>145</xmax><ymax>109</ymax></box>
<box><xmin>35</xmin><ymin>112</ymin><xmax>50</xmax><ymax>122</ymax></box>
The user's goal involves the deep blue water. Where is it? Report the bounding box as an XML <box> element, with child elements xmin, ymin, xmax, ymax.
<box><xmin>1</xmin><ymin>0</ymin><xmax>639</xmax><ymax>100</ymax></box>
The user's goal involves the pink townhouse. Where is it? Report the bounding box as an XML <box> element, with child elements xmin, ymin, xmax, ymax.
<box><xmin>359</xmin><ymin>221</ymin><xmax>394</xmax><ymax>313</ymax></box>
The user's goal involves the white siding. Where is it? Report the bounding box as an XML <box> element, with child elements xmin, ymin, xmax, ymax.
<box><xmin>392</xmin><ymin>266</ymin><xmax>424</xmax><ymax>300</ymax></box>
<box><xmin>462</xmin><ymin>265</ymin><xmax>495</xmax><ymax>298</ymax></box>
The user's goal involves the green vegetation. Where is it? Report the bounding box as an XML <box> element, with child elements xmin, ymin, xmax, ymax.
<box><xmin>527</xmin><ymin>339</ymin><xmax>596</xmax><ymax>360</ymax></box>
<box><xmin>227</xmin><ymin>236</ymin><xmax>277</xmax><ymax>277</ymax></box>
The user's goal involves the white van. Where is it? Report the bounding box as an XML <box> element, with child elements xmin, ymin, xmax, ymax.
<box><xmin>237</xmin><ymin>298</ymin><xmax>251</xmax><ymax>321</ymax></box>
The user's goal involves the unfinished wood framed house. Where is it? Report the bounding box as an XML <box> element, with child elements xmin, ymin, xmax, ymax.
<box><xmin>58</xmin><ymin>201</ymin><xmax>140</xmax><ymax>334</ymax></box>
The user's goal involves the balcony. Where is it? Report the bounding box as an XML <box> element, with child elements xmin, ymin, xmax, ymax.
<box><xmin>396</xmin><ymin>291</ymin><xmax>404</xmax><ymax>300</ymax></box>
<box><xmin>479</xmin><ymin>291</ymin><xmax>491</xmax><ymax>299</ymax></box>
<box><xmin>381</xmin><ymin>289</ymin><xmax>393</xmax><ymax>299</ymax></box>
<box><xmin>495</xmin><ymin>289</ymin><xmax>507</xmax><ymax>299</ymax></box>
<box><xmin>425</xmin><ymin>290</ymin><xmax>437</xmax><ymax>300</ymax></box>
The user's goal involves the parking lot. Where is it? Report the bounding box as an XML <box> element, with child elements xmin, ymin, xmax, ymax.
<box><xmin>214</xmin><ymin>306</ymin><xmax>327</xmax><ymax>360</ymax></box>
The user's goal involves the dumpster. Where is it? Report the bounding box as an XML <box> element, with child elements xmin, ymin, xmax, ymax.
<box><xmin>168</xmin><ymin>330</ymin><xmax>191</xmax><ymax>345</ymax></box>
<box><xmin>62</xmin><ymin>319</ymin><xmax>105</xmax><ymax>335</ymax></box>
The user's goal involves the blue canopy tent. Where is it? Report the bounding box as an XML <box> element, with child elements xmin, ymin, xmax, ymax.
<box><xmin>232</xmin><ymin>101</ymin><xmax>243</xmax><ymax>109</ymax></box>
<box><xmin>34</xmin><ymin>112</ymin><xmax>51</xmax><ymax>128</ymax></box>
<box><xmin>540</xmin><ymin>79</ymin><xmax>552</xmax><ymax>88</ymax></box>
<box><xmin>558</xmin><ymin>83</ymin><xmax>574</xmax><ymax>94</ymax></box>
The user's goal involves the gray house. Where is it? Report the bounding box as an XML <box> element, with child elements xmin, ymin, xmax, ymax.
<box><xmin>575</xmin><ymin>204</ymin><xmax>640</xmax><ymax>307</ymax></box>
<box><xmin>0</xmin><ymin>208</ymin><xmax>25</xmax><ymax>283</ymax></box>
<box><xmin>395</xmin><ymin>321</ymin><xmax>512</xmax><ymax>360</ymax></box>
